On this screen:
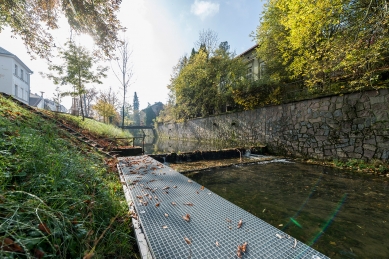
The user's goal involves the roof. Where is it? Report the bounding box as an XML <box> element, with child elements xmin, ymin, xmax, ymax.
<box><xmin>29</xmin><ymin>93</ymin><xmax>43</xmax><ymax>107</ymax></box>
<box><xmin>29</xmin><ymin>93</ymin><xmax>68</xmax><ymax>113</ymax></box>
<box><xmin>0</xmin><ymin>46</ymin><xmax>33</xmax><ymax>74</ymax></box>
<box><xmin>238</xmin><ymin>44</ymin><xmax>259</xmax><ymax>57</ymax></box>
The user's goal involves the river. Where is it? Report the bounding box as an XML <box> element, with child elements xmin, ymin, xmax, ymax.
<box><xmin>184</xmin><ymin>161</ymin><xmax>389</xmax><ymax>258</ymax></box>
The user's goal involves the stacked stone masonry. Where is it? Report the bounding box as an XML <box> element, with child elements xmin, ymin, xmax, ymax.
<box><xmin>157</xmin><ymin>89</ymin><xmax>389</xmax><ymax>162</ymax></box>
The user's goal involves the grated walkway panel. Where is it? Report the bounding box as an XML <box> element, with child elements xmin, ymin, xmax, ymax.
<box><xmin>118</xmin><ymin>155</ymin><xmax>329</xmax><ymax>259</ymax></box>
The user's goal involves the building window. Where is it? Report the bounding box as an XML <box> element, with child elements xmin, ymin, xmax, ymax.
<box><xmin>246</xmin><ymin>66</ymin><xmax>253</xmax><ymax>80</ymax></box>
<box><xmin>21</xmin><ymin>69</ymin><xmax>24</xmax><ymax>81</ymax></box>
<box><xmin>21</xmin><ymin>88</ymin><xmax>24</xmax><ymax>99</ymax></box>
<box><xmin>15</xmin><ymin>85</ymin><xmax>18</xmax><ymax>97</ymax></box>
<box><xmin>15</xmin><ymin>65</ymin><xmax>18</xmax><ymax>76</ymax></box>
<box><xmin>259</xmin><ymin>62</ymin><xmax>266</xmax><ymax>79</ymax></box>
<box><xmin>26</xmin><ymin>90</ymin><xmax>28</xmax><ymax>100</ymax></box>
<box><xmin>27</xmin><ymin>74</ymin><xmax>30</xmax><ymax>84</ymax></box>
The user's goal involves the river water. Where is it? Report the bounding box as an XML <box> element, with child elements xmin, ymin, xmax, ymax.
<box><xmin>185</xmin><ymin>161</ymin><xmax>389</xmax><ymax>259</ymax></box>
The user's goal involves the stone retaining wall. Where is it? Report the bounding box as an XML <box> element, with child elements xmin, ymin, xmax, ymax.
<box><xmin>157</xmin><ymin>89</ymin><xmax>389</xmax><ymax>162</ymax></box>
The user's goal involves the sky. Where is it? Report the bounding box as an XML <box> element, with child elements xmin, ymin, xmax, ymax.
<box><xmin>0</xmin><ymin>0</ymin><xmax>264</xmax><ymax>110</ymax></box>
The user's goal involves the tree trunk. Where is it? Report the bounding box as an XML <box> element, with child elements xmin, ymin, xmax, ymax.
<box><xmin>83</xmin><ymin>93</ymin><xmax>88</xmax><ymax>117</ymax></box>
<box><xmin>122</xmin><ymin>58</ymin><xmax>126</xmax><ymax>128</ymax></box>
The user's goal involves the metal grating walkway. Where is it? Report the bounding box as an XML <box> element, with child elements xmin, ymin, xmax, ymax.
<box><xmin>118</xmin><ymin>155</ymin><xmax>329</xmax><ymax>259</ymax></box>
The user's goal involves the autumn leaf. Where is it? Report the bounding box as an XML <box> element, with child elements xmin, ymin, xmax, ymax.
<box><xmin>39</xmin><ymin>223</ymin><xmax>51</xmax><ymax>234</ymax></box>
<box><xmin>0</xmin><ymin>237</ymin><xmax>24</xmax><ymax>252</ymax></box>
<box><xmin>237</xmin><ymin>219</ymin><xmax>242</xmax><ymax>229</ymax></box>
<box><xmin>34</xmin><ymin>248</ymin><xmax>45</xmax><ymax>259</ymax></box>
<box><xmin>242</xmin><ymin>242</ymin><xmax>248</xmax><ymax>252</ymax></box>
<box><xmin>184</xmin><ymin>237</ymin><xmax>191</xmax><ymax>245</ymax></box>
<box><xmin>182</xmin><ymin>213</ymin><xmax>191</xmax><ymax>222</ymax></box>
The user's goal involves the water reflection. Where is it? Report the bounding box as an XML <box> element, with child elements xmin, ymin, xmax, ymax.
<box><xmin>186</xmin><ymin>162</ymin><xmax>389</xmax><ymax>259</ymax></box>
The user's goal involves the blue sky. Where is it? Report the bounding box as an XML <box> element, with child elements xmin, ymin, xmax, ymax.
<box><xmin>0</xmin><ymin>0</ymin><xmax>264</xmax><ymax>110</ymax></box>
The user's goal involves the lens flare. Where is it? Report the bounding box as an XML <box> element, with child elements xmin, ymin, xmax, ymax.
<box><xmin>290</xmin><ymin>217</ymin><xmax>302</xmax><ymax>228</ymax></box>
<box><xmin>282</xmin><ymin>175</ymin><xmax>323</xmax><ymax>231</ymax></box>
<box><xmin>308</xmin><ymin>193</ymin><xmax>347</xmax><ymax>246</ymax></box>
<box><xmin>296</xmin><ymin>193</ymin><xmax>348</xmax><ymax>258</ymax></box>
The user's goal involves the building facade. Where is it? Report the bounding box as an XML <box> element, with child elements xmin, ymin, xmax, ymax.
<box><xmin>0</xmin><ymin>47</ymin><xmax>33</xmax><ymax>104</ymax></box>
<box><xmin>238</xmin><ymin>44</ymin><xmax>265</xmax><ymax>81</ymax></box>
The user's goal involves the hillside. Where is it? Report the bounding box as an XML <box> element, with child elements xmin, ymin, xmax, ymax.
<box><xmin>0</xmin><ymin>94</ymin><xmax>137</xmax><ymax>258</ymax></box>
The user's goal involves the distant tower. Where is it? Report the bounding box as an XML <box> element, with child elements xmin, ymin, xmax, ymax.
<box><xmin>70</xmin><ymin>97</ymin><xmax>80</xmax><ymax>116</ymax></box>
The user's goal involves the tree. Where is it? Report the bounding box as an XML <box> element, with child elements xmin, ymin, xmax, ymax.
<box><xmin>45</xmin><ymin>41</ymin><xmax>108</xmax><ymax>120</ymax></box>
<box><xmin>52</xmin><ymin>86</ymin><xmax>63</xmax><ymax>112</ymax></box>
<box><xmin>165</xmin><ymin>42</ymin><xmax>246</xmax><ymax>121</ymax></box>
<box><xmin>133</xmin><ymin>92</ymin><xmax>140</xmax><ymax>125</ymax></box>
<box><xmin>93</xmin><ymin>100</ymin><xmax>117</xmax><ymax>124</ymax></box>
<box><xmin>94</xmin><ymin>87</ymin><xmax>120</xmax><ymax>124</ymax></box>
<box><xmin>121</xmin><ymin>102</ymin><xmax>133</xmax><ymax>126</ymax></box>
<box><xmin>255</xmin><ymin>0</ymin><xmax>389</xmax><ymax>89</ymax></box>
<box><xmin>195</xmin><ymin>29</ymin><xmax>219</xmax><ymax>55</ymax></box>
<box><xmin>112</xmin><ymin>37</ymin><xmax>133</xmax><ymax>127</ymax></box>
<box><xmin>99</xmin><ymin>87</ymin><xmax>121</xmax><ymax>110</ymax></box>
<box><xmin>83</xmin><ymin>87</ymin><xmax>98</xmax><ymax>117</ymax></box>
<box><xmin>0</xmin><ymin>0</ymin><xmax>123</xmax><ymax>59</ymax></box>
<box><xmin>144</xmin><ymin>105</ymin><xmax>156</xmax><ymax>126</ymax></box>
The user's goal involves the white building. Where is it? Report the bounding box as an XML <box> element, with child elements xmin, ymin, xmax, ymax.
<box><xmin>30</xmin><ymin>92</ymin><xmax>68</xmax><ymax>113</ymax></box>
<box><xmin>0</xmin><ymin>46</ymin><xmax>33</xmax><ymax>104</ymax></box>
<box><xmin>238</xmin><ymin>44</ymin><xmax>266</xmax><ymax>81</ymax></box>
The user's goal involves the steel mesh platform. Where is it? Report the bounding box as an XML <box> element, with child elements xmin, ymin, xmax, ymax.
<box><xmin>118</xmin><ymin>155</ymin><xmax>329</xmax><ymax>259</ymax></box>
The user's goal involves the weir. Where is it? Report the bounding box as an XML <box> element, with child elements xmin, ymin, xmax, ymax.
<box><xmin>118</xmin><ymin>155</ymin><xmax>329</xmax><ymax>259</ymax></box>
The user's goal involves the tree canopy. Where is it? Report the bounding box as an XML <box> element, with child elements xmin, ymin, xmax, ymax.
<box><xmin>255</xmin><ymin>0</ymin><xmax>389</xmax><ymax>89</ymax></box>
<box><xmin>0</xmin><ymin>0</ymin><xmax>123</xmax><ymax>58</ymax></box>
<box><xmin>133</xmin><ymin>92</ymin><xmax>140</xmax><ymax>125</ymax></box>
<box><xmin>45</xmin><ymin>41</ymin><xmax>108</xmax><ymax>120</ymax></box>
<box><xmin>160</xmin><ymin>40</ymin><xmax>247</xmax><ymax>122</ymax></box>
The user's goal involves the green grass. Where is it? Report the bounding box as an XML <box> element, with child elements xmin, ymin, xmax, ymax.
<box><xmin>0</xmin><ymin>95</ymin><xmax>136</xmax><ymax>258</ymax></box>
<box><xmin>57</xmin><ymin>113</ymin><xmax>132</xmax><ymax>139</ymax></box>
<box><xmin>332</xmin><ymin>158</ymin><xmax>389</xmax><ymax>173</ymax></box>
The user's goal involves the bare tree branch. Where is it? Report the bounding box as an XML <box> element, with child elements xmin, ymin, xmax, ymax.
<box><xmin>111</xmin><ymin>37</ymin><xmax>134</xmax><ymax>127</ymax></box>
<box><xmin>195</xmin><ymin>29</ymin><xmax>219</xmax><ymax>54</ymax></box>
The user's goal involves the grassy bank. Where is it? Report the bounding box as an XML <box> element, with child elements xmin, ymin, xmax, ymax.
<box><xmin>296</xmin><ymin>158</ymin><xmax>389</xmax><ymax>175</ymax></box>
<box><xmin>55</xmin><ymin>113</ymin><xmax>132</xmax><ymax>139</ymax></box>
<box><xmin>0</xmin><ymin>95</ymin><xmax>136</xmax><ymax>258</ymax></box>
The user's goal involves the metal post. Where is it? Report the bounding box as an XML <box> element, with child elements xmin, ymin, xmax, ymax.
<box><xmin>142</xmin><ymin>136</ymin><xmax>145</xmax><ymax>154</ymax></box>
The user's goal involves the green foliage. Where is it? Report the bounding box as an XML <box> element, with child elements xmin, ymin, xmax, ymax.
<box><xmin>93</xmin><ymin>99</ymin><xmax>119</xmax><ymax>124</ymax></box>
<box><xmin>0</xmin><ymin>0</ymin><xmax>122</xmax><ymax>59</ymax></box>
<box><xmin>332</xmin><ymin>158</ymin><xmax>389</xmax><ymax>173</ymax></box>
<box><xmin>45</xmin><ymin>41</ymin><xmax>108</xmax><ymax>120</ymax></box>
<box><xmin>232</xmin><ymin>80</ymin><xmax>282</xmax><ymax>110</ymax></box>
<box><xmin>144</xmin><ymin>106</ymin><xmax>156</xmax><ymax>126</ymax></box>
<box><xmin>133</xmin><ymin>92</ymin><xmax>140</xmax><ymax>125</ymax></box>
<box><xmin>165</xmin><ymin>43</ymin><xmax>247</xmax><ymax>121</ymax></box>
<box><xmin>0</xmin><ymin>95</ymin><xmax>135</xmax><ymax>258</ymax></box>
<box><xmin>255</xmin><ymin>0</ymin><xmax>389</xmax><ymax>89</ymax></box>
<box><xmin>133</xmin><ymin>92</ymin><xmax>139</xmax><ymax>111</ymax></box>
